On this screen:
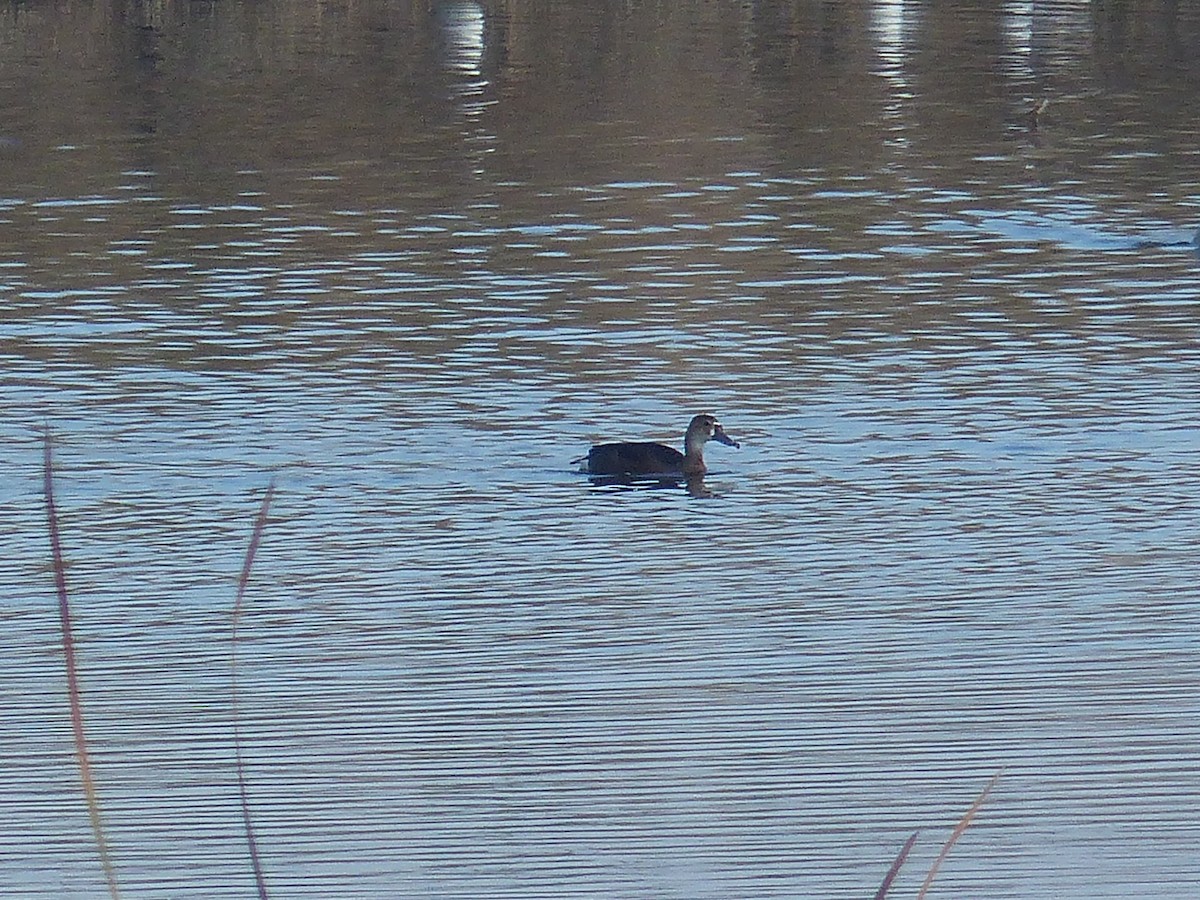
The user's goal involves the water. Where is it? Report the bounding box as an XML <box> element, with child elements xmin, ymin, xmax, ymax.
<box><xmin>2</xmin><ymin>1</ymin><xmax>1200</xmax><ymax>897</ymax></box>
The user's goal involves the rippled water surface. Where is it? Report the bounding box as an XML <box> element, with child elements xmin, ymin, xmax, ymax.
<box><xmin>3</xmin><ymin>1</ymin><xmax>1200</xmax><ymax>897</ymax></box>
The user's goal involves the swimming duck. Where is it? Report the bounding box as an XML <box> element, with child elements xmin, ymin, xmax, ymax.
<box><xmin>578</xmin><ymin>413</ymin><xmax>740</xmax><ymax>478</ymax></box>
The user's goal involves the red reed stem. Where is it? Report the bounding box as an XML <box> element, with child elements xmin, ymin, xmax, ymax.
<box><xmin>43</xmin><ymin>431</ymin><xmax>121</xmax><ymax>899</ymax></box>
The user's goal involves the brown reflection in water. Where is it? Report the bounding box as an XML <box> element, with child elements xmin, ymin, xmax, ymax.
<box><xmin>1</xmin><ymin>1</ymin><xmax>1197</xmax><ymax>191</ymax></box>
<box><xmin>1</xmin><ymin>0</ymin><xmax>1199</xmax><ymax>384</ymax></box>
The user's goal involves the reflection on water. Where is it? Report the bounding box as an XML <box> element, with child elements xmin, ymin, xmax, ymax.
<box><xmin>439</xmin><ymin>2</ymin><xmax>486</xmax><ymax>76</ymax></box>
<box><xmin>2</xmin><ymin>1</ymin><xmax>1200</xmax><ymax>898</ymax></box>
<box><xmin>584</xmin><ymin>474</ymin><xmax>720</xmax><ymax>499</ymax></box>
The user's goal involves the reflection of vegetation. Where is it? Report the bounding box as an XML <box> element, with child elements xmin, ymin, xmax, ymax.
<box><xmin>42</xmin><ymin>430</ymin><xmax>121</xmax><ymax>900</ymax></box>
<box><xmin>232</xmin><ymin>482</ymin><xmax>276</xmax><ymax>900</ymax></box>
<box><xmin>875</xmin><ymin>770</ymin><xmax>1002</xmax><ymax>900</ymax></box>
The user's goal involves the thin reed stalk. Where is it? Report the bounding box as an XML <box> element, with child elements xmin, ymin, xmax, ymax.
<box><xmin>916</xmin><ymin>769</ymin><xmax>1003</xmax><ymax>899</ymax></box>
<box><xmin>872</xmin><ymin>830</ymin><xmax>919</xmax><ymax>900</ymax></box>
<box><xmin>231</xmin><ymin>482</ymin><xmax>275</xmax><ymax>900</ymax></box>
<box><xmin>42</xmin><ymin>430</ymin><xmax>121</xmax><ymax>900</ymax></box>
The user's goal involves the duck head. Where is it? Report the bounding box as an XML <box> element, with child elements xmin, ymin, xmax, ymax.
<box><xmin>684</xmin><ymin>413</ymin><xmax>740</xmax><ymax>456</ymax></box>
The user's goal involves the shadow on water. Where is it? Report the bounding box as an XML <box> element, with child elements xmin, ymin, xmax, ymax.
<box><xmin>585</xmin><ymin>473</ymin><xmax>719</xmax><ymax>498</ymax></box>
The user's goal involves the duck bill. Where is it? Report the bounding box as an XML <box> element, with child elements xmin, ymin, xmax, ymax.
<box><xmin>713</xmin><ymin>426</ymin><xmax>739</xmax><ymax>448</ymax></box>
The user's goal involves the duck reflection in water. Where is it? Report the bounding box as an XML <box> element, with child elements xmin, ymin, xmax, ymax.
<box><xmin>575</xmin><ymin>413</ymin><xmax>740</xmax><ymax>494</ymax></box>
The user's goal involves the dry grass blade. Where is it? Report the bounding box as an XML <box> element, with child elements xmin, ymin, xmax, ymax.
<box><xmin>231</xmin><ymin>481</ymin><xmax>275</xmax><ymax>900</ymax></box>
<box><xmin>916</xmin><ymin>769</ymin><xmax>1003</xmax><ymax>900</ymax></box>
<box><xmin>872</xmin><ymin>830</ymin><xmax>919</xmax><ymax>900</ymax></box>
<box><xmin>42</xmin><ymin>430</ymin><xmax>122</xmax><ymax>900</ymax></box>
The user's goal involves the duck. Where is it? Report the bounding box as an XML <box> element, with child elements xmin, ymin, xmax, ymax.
<box><xmin>577</xmin><ymin>413</ymin><xmax>739</xmax><ymax>478</ymax></box>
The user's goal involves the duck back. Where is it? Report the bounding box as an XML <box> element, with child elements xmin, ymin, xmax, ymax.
<box><xmin>585</xmin><ymin>441</ymin><xmax>685</xmax><ymax>477</ymax></box>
